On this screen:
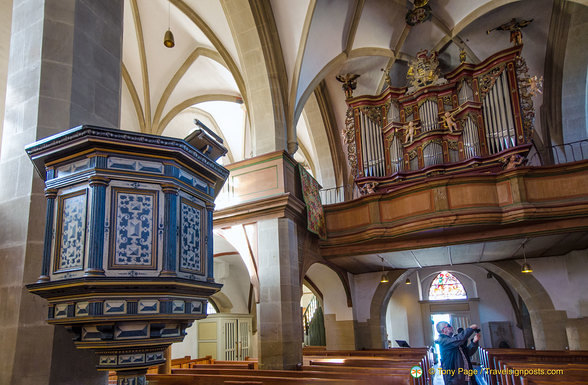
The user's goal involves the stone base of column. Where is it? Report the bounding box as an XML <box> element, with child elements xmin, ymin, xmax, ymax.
<box><xmin>566</xmin><ymin>317</ymin><xmax>588</xmax><ymax>350</ymax></box>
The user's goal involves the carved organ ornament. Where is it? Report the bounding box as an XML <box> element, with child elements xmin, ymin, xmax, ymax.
<box><xmin>341</xmin><ymin>45</ymin><xmax>534</xmax><ymax>193</ymax></box>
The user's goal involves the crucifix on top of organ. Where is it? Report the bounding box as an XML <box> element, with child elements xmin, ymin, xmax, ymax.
<box><xmin>337</xmin><ymin>26</ymin><xmax>538</xmax><ymax>194</ymax></box>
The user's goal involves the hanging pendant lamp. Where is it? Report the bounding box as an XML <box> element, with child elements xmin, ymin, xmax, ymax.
<box><xmin>521</xmin><ymin>243</ymin><xmax>533</xmax><ymax>273</ymax></box>
<box><xmin>163</xmin><ymin>1</ymin><xmax>175</xmax><ymax>48</ymax></box>
<box><xmin>379</xmin><ymin>256</ymin><xmax>389</xmax><ymax>283</ymax></box>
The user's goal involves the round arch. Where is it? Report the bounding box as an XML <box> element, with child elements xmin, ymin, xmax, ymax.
<box><xmin>421</xmin><ymin>270</ymin><xmax>477</xmax><ymax>301</ymax></box>
<box><xmin>305</xmin><ymin>262</ymin><xmax>355</xmax><ymax>350</ymax></box>
<box><xmin>481</xmin><ymin>261</ymin><xmax>569</xmax><ymax>350</ymax></box>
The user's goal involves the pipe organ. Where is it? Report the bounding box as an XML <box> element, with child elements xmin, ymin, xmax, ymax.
<box><xmin>343</xmin><ymin>46</ymin><xmax>534</xmax><ymax>191</ymax></box>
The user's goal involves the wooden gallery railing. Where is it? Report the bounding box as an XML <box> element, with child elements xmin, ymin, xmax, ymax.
<box><xmin>342</xmin><ymin>46</ymin><xmax>536</xmax><ymax>192</ymax></box>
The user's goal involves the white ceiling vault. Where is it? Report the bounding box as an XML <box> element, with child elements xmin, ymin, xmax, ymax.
<box><xmin>119</xmin><ymin>0</ymin><xmax>587</xmax><ymax>271</ymax></box>
<box><xmin>120</xmin><ymin>0</ymin><xmax>579</xmax><ymax>182</ymax></box>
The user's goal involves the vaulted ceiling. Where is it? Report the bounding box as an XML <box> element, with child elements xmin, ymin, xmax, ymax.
<box><xmin>121</xmin><ymin>0</ymin><xmax>572</xmax><ymax>187</ymax></box>
<box><xmin>119</xmin><ymin>0</ymin><xmax>586</xmax><ymax>272</ymax></box>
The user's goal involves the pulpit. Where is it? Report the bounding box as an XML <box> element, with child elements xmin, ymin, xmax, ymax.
<box><xmin>25</xmin><ymin>125</ymin><xmax>229</xmax><ymax>384</ymax></box>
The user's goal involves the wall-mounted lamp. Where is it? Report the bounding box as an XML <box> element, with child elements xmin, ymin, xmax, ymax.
<box><xmin>405</xmin><ymin>278</ymin><xmax>411</xmax><ymax>285</ymax></box>
<box><xmin>379</xmin><ymin>256</ymin><xmax>389</xmax><ymax>283</ymax></box>
<box><xmin>521</xmin><ymin>243</ymin><xmax>533</xmax><ymax>273</ymax></box>
<box><xmin>163</xmin><ymin>1</ymin><xmax>175</xmax><ymax>48</ymax></box>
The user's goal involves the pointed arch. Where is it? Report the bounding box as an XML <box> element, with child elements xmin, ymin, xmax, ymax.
<box><xmin>156</xmin><ymin>94</ymin><xmax>242</xmax><ymax>136</ymax></box>
<box><xmin>152</xmin><ymin>47</ymin><xmax>228</xmax><ymax>133</ymax></box>
<box><xmin>172</xmin><ymin>0</ymin><xmax>248</xmax><ymax>108</ymax></box>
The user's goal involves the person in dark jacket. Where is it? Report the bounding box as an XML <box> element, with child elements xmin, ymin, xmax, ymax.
<box><xmin>435</xmin><ymin>322</ymin><xmax>481</xmax><ymax>385</ymax></box>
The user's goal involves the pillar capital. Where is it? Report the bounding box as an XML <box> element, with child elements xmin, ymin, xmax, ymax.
<box><xmin>88</xmin><ymin>176</ymin><xmax>110</xmax><ymax>187</ymax></box>
<box><xmin>161</xmin><ymin>183</ymin><xmax>179</xmax><ymax>195</ymax></box>
<box><xmin>44</xmin><ymin>188</ymin><xmax>58</xmax><ymax>199</ymax></box>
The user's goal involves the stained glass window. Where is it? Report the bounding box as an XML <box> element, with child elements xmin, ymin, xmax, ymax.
<box><xmin>428</xmin><ymin>271</ymin><xmax>467</xmax><ymax>300</ymax></box>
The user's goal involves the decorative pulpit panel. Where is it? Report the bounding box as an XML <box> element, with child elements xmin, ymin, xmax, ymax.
<box><xmin>342</xmin><ymin>46</ymin><xmax>536</xmax><ymax>193</ymax></box>
<box><xmin>25</xmin><ymin>125</ymin><xmax>229</xmax><ymax>384</ymax></box>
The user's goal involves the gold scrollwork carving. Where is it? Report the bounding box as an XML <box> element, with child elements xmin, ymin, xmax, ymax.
<box><xmin>417</xmin><ymin>97</ymin><xmax>438</xmax><ymax>108</ymax></box>
<box><xmin>447</xmin><ymin>141</ymin><xmax>459</xmax><ymax>151</ymax></box>
<box><xmin>361</xmin><ymin>106</ymin><xmax>382</xmax><ymax>123</ymax></box>
<box><xmin>343</xmin><ymin>107</ymin><xmax>358</xmax><ymax>176</ymax></box>
<box><xmin>478</xmin><ymin>65</ymin><xmax>505</xmax><ymax>98</ymax></box>
<box><xmin>423</xmin><ymin>138</ymin><xmax>443</xmax><ymax>149</ymax></box>
<box><xmin>404</xmin><ymin>105</ymin><xmax>415</xmax><ymax>117</ymax></box>
<box><xmin>515</xmin><ymin>55</ymin><xmax>534</xmax><ymax>141</ymax></box>
<box><xmin>408</xmin><ymin>150</ymin><xmax>418</xmax><ymax>160</ymax></box>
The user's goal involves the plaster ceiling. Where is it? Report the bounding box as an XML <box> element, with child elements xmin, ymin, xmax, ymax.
<box><xmin>327</xmin><ymin>232</ymin><xmax>588</xmax><ymax>274</ymax></box>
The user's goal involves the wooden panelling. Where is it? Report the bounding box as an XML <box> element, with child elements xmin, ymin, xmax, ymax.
<box><xmin>447</xmin><ymin>183</ymin><xmax>498</xmax><ymax>209</ymax></box>
<box><xmin>496</xmin><ymin>180</ymin><xmax>513</xmax><ymax>206</ymax></box>
<box><xmin>379</xmin><ymin>190</ymin><xmax>434</xmax><ymax>222</ymax></box>
<box><xmin>525</xmin><ymin>172</ymin><xmax>588</xmax><ymax>202</ymax></box>
<box><xmin>326</xmin><ymin>205</ymin><xmax>371</xmax><ymax>232</ymax></box>
<box><xmin>232</xmin><ymin>165</ymin><xmax>280</xmax><ymax>197</ymax></box>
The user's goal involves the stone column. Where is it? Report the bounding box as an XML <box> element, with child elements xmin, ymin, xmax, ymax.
<box><xmin>0</xmin><ymin>1</ymin><xmax>123</xmax><ymax>384</ymax></box>
<box><xmin>529</xmin><ymin>309</ymin><xmax>569</xmax><ymax>350</ymax></box>
<box><xmin>257</xmin><ymin>217</ymin><xmax>303</xmax><ymax>370</ymax></box>
<box><xmin>566</xmin><ymin>317</ymin><xmax>588</xmax><ymax>350</ymax></box>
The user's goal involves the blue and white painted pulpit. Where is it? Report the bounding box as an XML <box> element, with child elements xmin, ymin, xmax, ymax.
<box><xmin>25</xmin><ymin>125</ymin><xmax>229</xmax><ymax>384</ymax></box>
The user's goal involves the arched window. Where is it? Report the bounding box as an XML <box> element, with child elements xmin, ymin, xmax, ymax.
<box><xmin>428</xmin><ymin>271</ymin><xmax>467</xmax><ymax>300</ymax></box>
<box><xmin>207</xmin><ymin>300</ymin><xmax>218</xmax><ymax>314</ymax></box>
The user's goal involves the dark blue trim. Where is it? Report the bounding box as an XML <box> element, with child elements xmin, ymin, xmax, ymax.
<box><xmin>41</xmin><ymin>195</ymin><xmax>56</xmax><ymax>278</ymax></box>
<box><xmin>87</xmin><ymin>182</ymin><xmax>107</xmax><ymax>273</ymax></box>
<box><xmin>127</xmin><ymin>301</ymin><xmax>138</xmax><ymax>315</ymax></box>
<box><xmin>207</xmin><ymin>208</ymin><xmax>214</xmax><ymax>280</ymax></box>
<box><xmin>162</xmin><ymin>190</ymin><xmax>178</xmax><ymax>274</ymax></box>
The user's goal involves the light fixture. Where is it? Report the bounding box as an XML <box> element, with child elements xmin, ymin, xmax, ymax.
<box><xmin>405</xmin><ymin>278</ymin><xmax>411</xmax><ymax>285</ymax></box>
<box><xmin>379</xmin><ymin>256</ymin><xmax>389</xmax><ymax>283</ymax></box>
<box><xmin>163</xmin><ymin>1</ymin><xmax>175</xmax><ymax>48</ymax></box>
<box><xmin>521</xmin><ymin>243</ymin><xmax>533</xmax><ymax>273</ymax></box>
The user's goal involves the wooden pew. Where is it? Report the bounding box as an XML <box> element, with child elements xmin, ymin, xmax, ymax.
<box><xmin>147</xmin><ymin>373</ymin><xmax>363</xmax><ymax>384</ymax></box>
<box><xmin>108</xmin><ymin>355</ymin><xmax>214</xmax><ymax>384</ymax></box>
<box><xmin>306</xmin><ymin>357</ymin><xmax>424</xmax><ymax>385</ymax></box>
<box><xmin>145</xmin><ymin>350</ymin><xmax>424</xmax><ymax>385</ymax></box>
<box><xmin>302</xmin><ymin>346</ymin><xmax>327</xmax><ymax>355</ymax></box>
<box><xmin>170</xmin><ymin>367</ymin><xmax>412</xmax><ymax>385</ymax></box>
<box><xmin>496</xmin><ymin>361</ymin><xmax>588</xmax><ymax>385</ymax></box>
<box><xmin>209</xmin><ymin>360</ymin><xmax>259</xmax><ymax>369</ymax></box>
<box><xmin>189</xmin><ymin>363</ymin><xmax>256</xmax><ymax>370</ymax></box>
<box><xmin>302</xmin><ymin>348</ymin><xmax>431</xmax><ymax>380</ymax></box>
<box><xmin>479</xmin><ymin>348</ymin><xmax>588</xmax><ymax>385</ymax></box>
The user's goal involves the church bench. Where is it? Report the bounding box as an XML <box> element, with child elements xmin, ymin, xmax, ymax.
<box><xmin>308</xmin><ymin>357</ymin><xmax>421</xmax><ymax>367</ymax></box>
<box><xmin>305</xmin><ymin>360</ymin><xmax>423</xmax><ymax>385</ymax></box>
<box><xmin>303</xmin><ymin>348</ymin><xmax>431</xmax><ymax>377</ymax></box>
<box><xmin>522</xmin><ymin>380</ymin><xmax>586</xmax><ymax>385</ymax></box>
<box><xmin>146</xmin><ymin>373</ymin><xmax>363</xmax><ymax>384</ymax></box>
<box><xmin>170</xmin><ymin>367</ymin><xmax>413</xmax><ymax>385</ymax></box>
<box><xmin>479</xmin><ymin>348</ymin><xmax>588</xmax><ymax>385</ymax></box>
<box><xmin>496</xmin><ymin>362</ymin><xmax>588</xmax><ymax>385</ymax></box>
<box><xmin>108</xmin><ymin>355</ymin><xmax>214</xmax><ymax>383</ymax></box>
<box><xmin>302</xmin><ymin>346</ymin><xmax>327</xmax><ymax>355</ymax></box>
<box><xmin>210</xmin><ymin>360</ymin><xmax>259</xmax><ymax>369</ymax></box>
<box><xmin>188</xmin><ymin>363</ymin><xmax>256</xmax><ymax>370</ymax></box>
<box><xmin>304</xmin><ymin>348</ymin><xmax>428</xmax><ymax>359</ymax></box>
